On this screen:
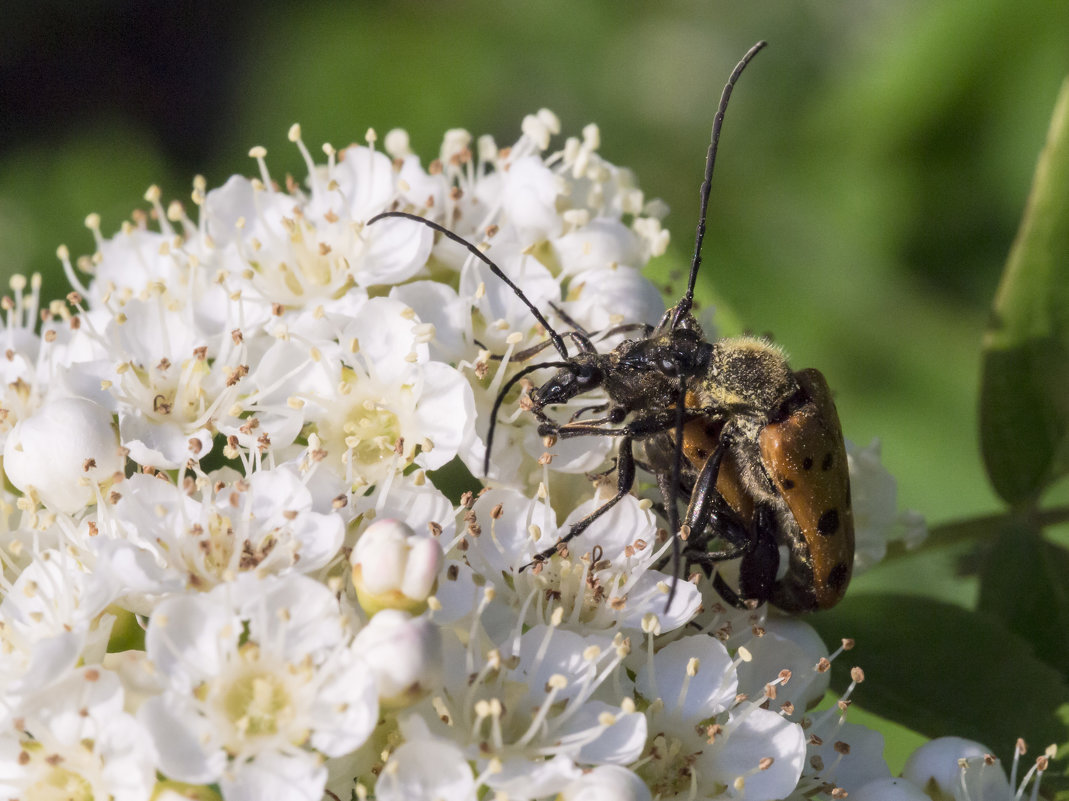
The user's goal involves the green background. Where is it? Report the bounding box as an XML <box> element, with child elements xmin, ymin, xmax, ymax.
<box><xmin>4</xmin><ymin>0</ymin><xmax>1069</xmax><ymax>778</ymax></box>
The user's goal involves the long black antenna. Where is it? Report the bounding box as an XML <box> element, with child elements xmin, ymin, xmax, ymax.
<box><xmin>671</xmin><ymin>40</ymin><xmax>767</xmax><ymax>329</ymax></box>
<box><xmin>367</xmin><ymin>211</ymin><xmax>569</xmax><ymax>359</ymax></box>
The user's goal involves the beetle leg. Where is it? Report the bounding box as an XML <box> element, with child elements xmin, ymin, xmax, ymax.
<box><xmin>477</xmin><ymin>336</ymin><xmax>560</xmax><ymax>363</ymax></box>
<box><xmin>684</xmin><ymin>498</ymin><xmax>752</xmax><ymax>562</ymax></box>
<box><xmin>688</xmin><ymin>500</ymin><xmax>782</xmax><ymax>607</ymax></box>
<box><xmin>587</xmin><ymin>456</ymin><xmax>619</xmax><ymax>480</ymax></box>
<box><xmin>685</xmin><ymin>503</ymin><xmax>780</xmax><ymax>609</ymax></box>
<box><xmin>547</xmin><ymin>407</ymin><xmax>694</xmax><ymax>439</ymax></box>
<box><xmin>681</xmin><ymin>515</ymin><xmax>779</xmax><ymax>611</ymax></box>
<box><xmin>701</xmin><ymin>503</ymin><xmax>780</xmax><ymax>609</ymax></box>
<box><xmin>548</xmin><ymin>302</ymin><xmax>593</xmax><ymax>338</ymax></box>
<box><xmin>597</xmin><ymin>321</ymin><xmax>654</xmax><ymax>340</ymax></box>
<box><xmin>680</xmin><ymin>439</ymin><xmax>726</xmax><ymax>541</ymax></box>
<box><xmin>524</xmin><ymin>435</ymin><xmax>636</xmax><ymax>567</ymax></box>
<box><xmin>655</xmin><ymin>470</ymin><xmax>681</xmax><ymax>538</ymax></box>
<box><xmin>567</xmin><ymin>402</ymin><xmax>610</xmax><ymax>423</ymax></box>
<box><xmin>673</xmin><ymin>429</ymin><xmax>780</xmax><ymax>610</ymax></box>
<box><xmin>735</xmin><ymin>503</ymin><xmax>780</xmax><ymax>607</ymax></box>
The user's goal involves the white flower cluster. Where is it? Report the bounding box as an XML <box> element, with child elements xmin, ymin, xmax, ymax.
<box><xmin>0</xmin><ymin>111</ymin><xmax>1036</xmax><ymax>801</ymax></box>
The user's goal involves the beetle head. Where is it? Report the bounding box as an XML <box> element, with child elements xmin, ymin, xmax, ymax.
<box><xmin>530</xmin><ymin>353</ymin><xmax>606</xmax><ymax>408</ymax></box>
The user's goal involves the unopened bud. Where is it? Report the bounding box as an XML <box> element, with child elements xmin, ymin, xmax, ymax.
<box><xmin>350</xmin><ymin>518</ymin><xmax>444</xmax><ymax>615</ymax></box>
<box><xmin>353</xmin><ymin>609</ymin><xmax>442</xmax><ymax>709</ymax></box>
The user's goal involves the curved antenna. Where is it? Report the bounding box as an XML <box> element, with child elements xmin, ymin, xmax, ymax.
<box><xmin>367</xmin><ymin>211</ymin><xmax>569</xmax><ymax>359</ymax></box>
<box><xmin>671</xmin><ymin>40</ymin><xmax>767</xmax><ymax>329</ymax></box>
<box><xmin>484</xmin><ymin>360</ymin><xmax>572</xmax><ymax>475</ymax></box>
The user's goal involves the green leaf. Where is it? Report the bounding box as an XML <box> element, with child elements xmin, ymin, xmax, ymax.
<box><xmin>809</xmin><ymin>594</ymin><xmax>1069</xmax><ymax>760</ymax></box>
<box><xmin>980</xmin><ymin>78</ymin><xmax>1069</xmax><ymax>506</ymax></box>
<box><xmin>977</xmin><ymin>520</ymin><xmax>1069</xmax><ymax>681</ymax></box>
<box><xmin>1054</xmin><ymin>701</ymin><xmax>1069</xmax><ymax>797</ymax></box>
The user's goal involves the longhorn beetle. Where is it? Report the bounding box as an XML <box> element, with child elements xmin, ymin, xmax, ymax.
<box><xmin>369</xmin><ymin>40</ymin><xmax>855</xmax><ymax>612</ymax></box>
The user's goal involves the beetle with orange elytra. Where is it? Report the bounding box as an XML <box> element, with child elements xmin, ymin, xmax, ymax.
<box><xmin>369</xmin><ymin>40</ymin><xmax>855</xmax><ymax>612</ymax></box>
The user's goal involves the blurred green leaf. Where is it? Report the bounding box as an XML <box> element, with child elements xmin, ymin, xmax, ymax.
<box><xmin>0</xmin><ymin>117</ymin><xmax>176</xmax><ymax>301</ymax></box>
<box><xmin>1056</xmin><ymin>702</ymin><xmax>1069</xmax><ymax>796</ymax></box>
<box><xmin>810</xmin><ymin>594</ymin><xmax>1069</xmax><ymax>759</ymax></box>
<box><xmin>977</xmin><ymin>521</ymin><xmax>1069</xmax><ymax>681</ymax></box>
<box><xmin>980</xmin><ymin>78</ymin><xmax>1069</xmax><ymax>506</ymax></box>
<box><xmin>846</xmin><ymin>538</ymin><xmax>979</xmax><ymax>609</ymax></box>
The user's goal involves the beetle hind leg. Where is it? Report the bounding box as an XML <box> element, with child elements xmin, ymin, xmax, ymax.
<box><xmin>705</xmin><ymin>503</ymin><xmax>781</xmax><ymax>609</ymax></box>
<box><xmin>679</xmin><ymin>447</ymin><xmax>782</xmax><ymax>609</ymax></box>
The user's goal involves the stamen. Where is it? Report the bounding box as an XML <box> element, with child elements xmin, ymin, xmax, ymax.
<box><xmin>248</xmin><ymin>146</ymin><xmax>272</xmax><ymax>188</ymax></box>
<box><xmin>289</xmin><ymin>123</ymin><xmax>323</xmax><ymax>200</ymax></box>
<box><xmin>515</xmin><ymin>673</ymin><xmax>567</xmax><ymax>746</ymax></box>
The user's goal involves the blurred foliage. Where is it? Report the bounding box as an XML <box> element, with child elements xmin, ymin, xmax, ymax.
<box><xmin>3</xmin><ymin>0</ymin><xmax>1069</xmax><ymax>782</ymax></box>
<box><xmin>981</xmin><ymin>79</ymin><xmax>1069</xmax><ymax>508</ymax></box>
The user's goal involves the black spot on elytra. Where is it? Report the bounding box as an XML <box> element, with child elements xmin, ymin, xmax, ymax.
<box><xmin>803</xmin><ymin>456</ymin><xmax>813</xmax><ymax>470</ymax></box>
<box><xmin>780</xmin><ymin>477</ymin><xmax>795</xmax><ymax>491</ymax></box>
<box><xmin>826</xmin><ymin>561</ymin><xmax>849</xmax><ymax>591</ymax></box>
<box><xmin>821</xmin><ymin>452</ymin><xmax>833</xmax><ymax>471</ymax></box>
<box><xmin>817</xmin><ymin>508</ymin><xmax>839</xmax><ymax>536</ymax></box>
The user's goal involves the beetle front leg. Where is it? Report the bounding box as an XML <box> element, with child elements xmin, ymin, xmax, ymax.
<box><xmin>524</xmin><ymin>435</ymin><xmax>636</xmax><ymax>568</ymax></box>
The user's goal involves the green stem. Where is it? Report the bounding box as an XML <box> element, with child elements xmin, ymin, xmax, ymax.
<box><xmin>882</xmin><ymin>504</ymin><xmax>1069</xmax><ymax>560</ymax></box>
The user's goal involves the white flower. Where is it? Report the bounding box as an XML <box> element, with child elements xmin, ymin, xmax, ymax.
<box><xmin>349</xmin><ymin>472</ymin><xmax>455</xmax><ymax>537</ymax></box>
<box><xmin>3</xmin><ymin>396</ymin><xmax>123</xmax><ymax>513</ymax></box>
<box><xmin>561</xmin><ymin>765</ymin><xmax>653</xmax><ymax>801</ymax></box>
<box><xmin>100</xmin><ymin>299</ymin><xmax>235</xmax><ymax>468</ymax></box>
<box><xmin>559</xmin><ymin>264</ymin><xmax>665</xmax><ymax>338</ymax></box>
<box><xmin>205</xmin><ymin>149</ymin><xmax>434</xmax><ymax>294</ymax></box>
<box><xmin>488</xmin><ymin>156</ymin><xmax>565</xmax><ymax>244</ymax></box>
<box><xmin>850</xmin><ymin>777</ymin><xmax>934</xmax><ymax>801</ymax></box>
<box><xmin>0</xmin><ymin>273</ymin><xmax>56</xmax><ymax>448</ymax></box>
<box><xmin>94</xmin><ymin>466</ymin><xmax>344</xmax><ymax>612</ymax></box>
<box><xmin>551</xmin><ymin>218</ymin><xmax>645</xmax><ymax>277</ymax></box>
<box><xmin>848</xmin><ymin>438</ymin><xmax>927</xmax><ymax>571</ymax></box>
<box><xmin>307</xmin><ymin>296</ymin><xmax>476</xmax><ymax>490</ymax></box>
<box><xmin>522</xmin><ymin>492</ymin><xmax>702</xmax><ymax>631</ymax></box>
<box><xmin>802</xmin><ymin>718</ymin><xmax>890</xmax><ymax>794</ymax></box>
<box><xmin>733</xmin><ymin>618</ymin><xmax>831</xmax><ymax>714</ymax></box>
<box><xmin>633</xmin><ymin>634</ymin><xmax>806</xmax><ymax>801</ymax></box>
<box><xmin>0</xmin><ymin>666</ymin><xmax>158</xmax><ymax>801</ymax></box>
<box><xmin>901</xmin><ymin>738</ymin><xmax>1021</xmax><ymax>801</ymax></box>
<box><xmin>140</xmin><ymin>574</ymin><xmax>378</xmax><ymax>799</ymax></box>
<box><xmin>0</xmin><ymin>549</ymin><xmax>116</xmax><ymax>712</ymax></box>
<box><xmin>375</xmin><ymin>733</ymin><xmax>476</xmax><ymax>801</ymax></box>
<box><xmin>405</xmin><ymin>621</ymin><xmax>645</xmax><ymax>798</ymax></box>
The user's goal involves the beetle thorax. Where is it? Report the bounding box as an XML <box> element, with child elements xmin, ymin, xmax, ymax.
<box><xmin>701</xmin><ymin>336</ymin><xmax>797</xmax><ymax>415</ymax></box>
